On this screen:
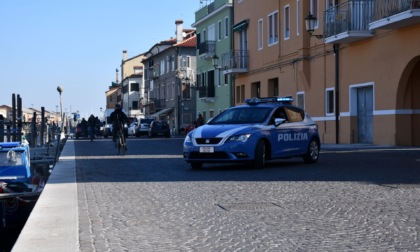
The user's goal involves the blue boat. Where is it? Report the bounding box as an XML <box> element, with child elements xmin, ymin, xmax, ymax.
<box><xmin>0</xmin><ymin>142</ymin><xmax>46</xmax><ymax>232</ymax></box>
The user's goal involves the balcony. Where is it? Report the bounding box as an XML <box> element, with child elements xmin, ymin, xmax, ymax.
<box><xmin>323</xmin><ymin>0</ymin><xmax>374</xmax><ymax>44</ymax></box>
<box><xmin>195</xmin><ymin>0</ymin><xmax>232</xmax><ymax>21</ymax></box>
<box><xmin>198</xmin><ymin>41</ymin><xmax>215</xmax><ymax>59</ymax></box>
<box><xmin>221</xmin><ymin>50</ymin><xmax>248</xmax><ymax>74</ymax></box>
<box><xmin>198</xmin><ymin>82</ymin><xmax>215</xmax><ymax>102</ymax></box>
<box><xmin>145</xmin><ymin>67</ymin><xmax>159</xmax><ymax>80</ymax></box>
<box><xmin>370</xmin><ymin>0</ymin><xmax>420</xmax><ymax>30</ymax></box>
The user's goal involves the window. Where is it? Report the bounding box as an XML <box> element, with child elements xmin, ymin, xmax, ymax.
<box><xmin>258</xmin><ymin>19</ymin><xmax>263</xmax><ymax>50</ymax></box>
<box><xmin>172</xmin><ymin>56</ymin><xmax>175</xmax><ymax>71</ymax></box>
<box><xmin>208</xmin><ymin>24</ymin><xmax>215</xmax><ymax>41</ymax></box>
<box><xmin>326</xmin><ymin>88</ymin><xmax>335</xmax><ymax>115</ymax></box>
<box><xmin>296</xmin><ymin>0</ymin><xmax>300</xmax><ymax>36</ymax></box>
<box><xmin>180</xmin><ymin>56</ymin><xmax>190</xmax><ymax>68</ymax></box>
<box><xmin>202</xmin><ymin>29</ymin><xmax>207</xmax><ymax>43</ymax></box>
<box><xmin>160</xmin><ymin>60</ymin><xmax>165</xmax><ymax>75</ymax></box>
<box><xmin>236</xmin><ymin>85</ymin><xmax>245</xmax><ymax>104</ymax></box>
<box><xmin>132</xmin><ymin>101</ymin><xmax>138</xmax><ymax>110</ymax></box>
<box><xmin>223</xmin><ymin>73</ymin><xmax>229</xmax><ymax>85</ymax></box>
<box><xmin>251</xmin><ymin>81</ymin><xmax>261</xmax><ymax>98</ymax></box>
<box><xmin>172</xmin><ymin>82</ymin><xmax>175</xmax><ymax>100</ymax></box>
<box><xmin>215</xmin><ymin>68</ymin><xmax>220</xmax><ymax>86</ymax></box>
<box><xmin>224</xmin><ymin>17</ymin><xmax>229</xmax><ymax>37</ymax></box>
<box><xmin>166</xmin><ymin>83</ymin><xmax>170</xmax><ymax>101</ymax></box>
<box><xmin>166</xmin><ymin>56</ymin><xmax>169</xmax><ymax>73</ymax></box>
<box><xmin>310</xmin><ymin>0</ymin><xmax>319</xmax><ymax>29</ymax></box>
<box><xmin>296</xmin><ymin>92</ymin><xmax>305</xmax><ymax>109</ymax></box>
<box><xmin>209</xmin><ymin>110</ymin><xmax>215</xmax><ymax>119</ymax></box>
<box><xmin>218</xmin><ymin>20</ymin><xmax>222</xmax><ymax>41</ymax></box>
<box><xmin>326</xmin><ymin>0</ymin><xmax>338</xmax><ymax>9</ymax></box>
<box><xmin>182</xmin><ymin>83</ymin><xmax>191</xmax><ymax>99</ymax></box>
<box><xmin>131</xmin><ymin>83</ymin><xmax>139</xmax><ymax>92</ymax></box>
<box><xmin>284</xmin><ymin>107</ymin><xmax>304</xmax><ymax>122</ymax></box>
<box><xmin>284</xmin><ymin>5</ymin><xmax>290</xmax><ymax>40</ymax></box>
<box><xmin>268</xmin><ymin>78</ymin><xmax>278</xmax><ymax>96</ymax></box>
<box><xmin>268</xmin><ymin>11</ymin><xmax>279</xmax><ymax>46</ymax></box>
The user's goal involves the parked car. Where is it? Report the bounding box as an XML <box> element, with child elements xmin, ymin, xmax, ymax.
<box><xmin>183</xmin><ymin>96</ymin><xmax>320</xmax><ymax>169</ymax></box>
<box><xmin>75</xmin><ymin>123</ymin><xmax>83</xmax><ymax>139</ymax></box>
<box><xmin>128</xmin><ymin>122</ymin><xmax>137</xmax><ymax>136</ymax></box>
<box><xmin>102</xmin><ymin>123</ymin><xmax>113</xmax><ymax>138</ymax></box>
<box><xmin>135</xmin><ymin>118</ymin><xmax>154</xmax><ymax>137</ymax></box>
<box><xmin>148</xmin><ymin>120</ymin><xmax>170</xmax><ymax>138</ymax></box>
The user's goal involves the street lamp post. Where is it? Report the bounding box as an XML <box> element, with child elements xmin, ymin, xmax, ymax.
<box><xmin>57</xmin><ymin>85</ymin><xmax>64</xmax><ymax>136</ymax></box>
<box><xmin>305</xmin><ymin>12</ymin><xmax>340</xmax><ymax>144</ymax></box>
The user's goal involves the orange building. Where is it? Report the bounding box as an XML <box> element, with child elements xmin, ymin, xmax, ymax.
<box><xmin>226</xmin><ymin>0</ymin><xmax>420</xmax><ymax>146</ymax></box>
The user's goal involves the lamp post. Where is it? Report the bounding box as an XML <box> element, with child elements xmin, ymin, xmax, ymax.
<box><xmin>57</xmin><ymin>85</ymin><xmax>64</xmax><ymax>127</ymax></box>
<box><xmin>305</xmin><ymin>13</ymin><xmax>340</xmax><ymax>144</ymax></box>
<box><xmin>57</xmin><ymin>85</ymin><xmax>65</xmax><ymax>138</ymax></box>
<box><xmin>212</xmin><ymin>54</ymin><xmax>221</xmax><ymax>87</ymax></box>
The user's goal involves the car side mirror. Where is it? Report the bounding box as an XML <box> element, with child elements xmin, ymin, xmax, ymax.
<box><xmin>274</xmin><ymin>118</ymin><xmax>286</xmax><ymax>126</ymax></box>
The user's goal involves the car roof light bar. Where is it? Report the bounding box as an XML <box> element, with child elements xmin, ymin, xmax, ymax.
<box><xmin>244</xmin><ymin>96</ymin><xmax>294</xmax><ymax>105</ymax></box>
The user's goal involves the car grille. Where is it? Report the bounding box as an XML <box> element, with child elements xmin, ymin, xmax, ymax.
<box><xmin>194</xmin><ymin>138</ymin><xmax>222</xmax><ymax>144</ymax></box>
<box><xmin>189</xmin><ymin>152</ymin><xmax>229</xmax><ymax>159</ymax></box>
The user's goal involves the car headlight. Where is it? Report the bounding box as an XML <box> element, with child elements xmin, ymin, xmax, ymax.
<box><xmin>227</xmin><ymin>134</ymin><xmax>250</xmax><ymax>143</ymax></box>
<box><xmin>184</xmin><ymin>135</ymin><xmax>192</xmax><ymax>144</ymax></box>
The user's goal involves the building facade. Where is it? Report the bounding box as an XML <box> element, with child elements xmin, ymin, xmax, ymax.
<box><xmin>193</xmin><ymin>0</ymin><xmax>234</xmax><ymax>123</ymax></box>
<box><xmin>143</xmin><ymin>20</ymin><xmax>197</xmax><ymax>134</ymax></box>
<box><xmin>120</xmin><ymin>51</ymin><xmax>147</xmax><ymax>120</ymax></box>
<box><xmin>228</xmin><ymin>0</ymin><xmax>420</xmax><ymax>146</ymax></box>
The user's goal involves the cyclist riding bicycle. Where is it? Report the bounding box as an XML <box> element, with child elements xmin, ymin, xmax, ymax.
<box><xmin>110</xmin><ymin>104</ymin><xmax>129</xmax><ymax>143</ymax></box>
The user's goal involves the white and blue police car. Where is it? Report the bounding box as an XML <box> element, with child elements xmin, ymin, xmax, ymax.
<box><xmin>183</xmin><ymin>96</ymin><xmax>320</xmax><ymax>169</ymax></box>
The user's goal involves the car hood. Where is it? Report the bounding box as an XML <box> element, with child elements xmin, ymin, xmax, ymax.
<box><xmin>191</xmin><ymin>124</ymin><xmax>259</xmax><ymax>139</ymax></box>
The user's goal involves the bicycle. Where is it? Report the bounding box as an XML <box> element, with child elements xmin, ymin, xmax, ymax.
<box><xmin>115</xmin><ymin>122</ymin><xmax>126</xmax><ymax>155</ymax></box>
<box><xmin>88</xmin><ymin>126</ymin><xmax>94</xmax><ymax>142</ymax></box>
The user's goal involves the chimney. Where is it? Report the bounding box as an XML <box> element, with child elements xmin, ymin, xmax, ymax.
<box><xmin>123</xmin><ymin>50</ymin><xmax>127</xmax><ymax>61</ymax></box>
<box><xmin>116</xmin><ymin>68</ymin><xmax>119</xmax><ymax>84</ymax></box>
<box><xmin>175</xmin><ymin>20</ymin><xmax>183</xmax><ymax>43</ymax></box>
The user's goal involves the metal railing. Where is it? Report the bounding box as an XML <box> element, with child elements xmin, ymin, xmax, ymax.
<box><xmin>221</xmin><ymin>50</ymin><xmax>248</xmax><ymax>71</ymax></box>
<box><xmin>198</xmin><ymin>82</ymin><xmax>215</xmax><ymax>98</ymax></box>
<box><xmin>198</xmin><ymin>41</ymin><xmax>215</xmax><ymax>56</ymax></box>
<box><xmin>371</xmin><ymin>0</ymin><xmax>420</xmax><ymax>21</ymax></box>
<box><xmin>323</xmin><ymin>0</ymin><xmax>374</xmax><ymax>38</ymax></box>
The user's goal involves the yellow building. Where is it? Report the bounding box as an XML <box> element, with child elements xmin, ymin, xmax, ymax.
<box><xmin>228</xmin><ymin>0</ymin><xmax>420</xmax><ymax>146</ymax></box>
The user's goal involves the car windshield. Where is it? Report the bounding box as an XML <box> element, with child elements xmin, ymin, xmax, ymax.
<box><xmin>140</xmin><ymin>119</ymin><xmax>154</xmax><ymax>125</ymax></box>
<box><xmin>0</xmin><ymin>151</ymin><xmax>24</xmax><ymax>167</ymax></box>
<box><xmin>208</xmin><ymin>107</ymin><xmax>272</xmax><ymax>125</ymax></box>
<box><xmin>154</xmin><ymin>121</ymin><xmax>168</xmax><ymax>128</ymax></box>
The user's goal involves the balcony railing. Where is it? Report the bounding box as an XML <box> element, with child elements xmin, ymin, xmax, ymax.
<box><xmin>145</xmin><ymin>67</ymin><xmax>159</xmax><ymax>80</ymax></box>
<box><xmin>198</xmin><ymin>81</ymin><xmax>215</xmax><ymax>99</ymax></box>
<box><xmin>221</xmin><ymin>50</ymin><xmax>248</xmax><ymax>74</ymax></box>
<box><xmin>370</xmin><ymin>0</ymin><xmax>420</xmax><ymax>29</ymax></box>
<box><xmin>323</xmin><ymin>0</ymin><xmax>374</xmax><ymax>44</ymax></box>
<box><xmin>198</xmin><ymin>41</ymin><xmax>215</xmax><ymax>58</ymax></box>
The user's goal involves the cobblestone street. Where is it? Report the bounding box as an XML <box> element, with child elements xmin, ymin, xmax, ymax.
<box><xmin>74</xmin><ymin>138</ymin><xmax>420</xmax><ymax>251</ymax></box>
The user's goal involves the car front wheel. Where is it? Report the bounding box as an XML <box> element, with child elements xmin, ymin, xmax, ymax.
<box><xmin>303</xmin><ymin>139</ymin><xmax>320</xmax><ymax>163</ymax></box>
<box><xmin>253</xmin><ymin>140</ymin><xmax>266</xmax><ymax>169</ymax></box>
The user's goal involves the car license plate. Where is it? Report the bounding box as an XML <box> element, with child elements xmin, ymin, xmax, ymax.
<box><xmin>199</xmin><ymin>146</ymin><xmax>214</xmax><ymax>153</ymax></box>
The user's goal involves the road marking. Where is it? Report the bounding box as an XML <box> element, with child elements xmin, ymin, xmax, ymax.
<box><xmin>322</xmin><ymin>148</ymin><xmax>420</xmax><ymax>154</ymax></box>
<box><xmin>68</xmin><ymin>155</ymin><xmax>183</xmax><ymax>160</ymax></box>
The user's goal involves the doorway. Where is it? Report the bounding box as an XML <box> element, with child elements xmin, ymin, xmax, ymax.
<box><xmin>357</xmin><ymin>86</ymin><xmax>374</xmax><ymax>143</ymax></box>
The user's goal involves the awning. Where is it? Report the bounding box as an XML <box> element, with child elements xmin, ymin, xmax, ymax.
<box><xmin>233</xmin><ymin>19</ymin><xmax>249</xmax><ymax>32</ymax></box>
<box><xmin>149</xmin><ymin>107</ymin><xmax>174</xmax><ymax>119</ymax></box>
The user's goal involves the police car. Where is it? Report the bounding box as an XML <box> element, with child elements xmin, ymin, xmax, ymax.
<box><xmin>183</xmin><ymin>97</ymin><xmax>320</xmax><ymax>169</ymax></box>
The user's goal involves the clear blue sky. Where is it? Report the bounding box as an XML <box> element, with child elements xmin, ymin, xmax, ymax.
<box><xmin>0</xmin><ymin>0</ymin><xmax>200</xmax><ymax>119</ymax></box>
